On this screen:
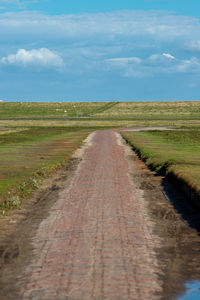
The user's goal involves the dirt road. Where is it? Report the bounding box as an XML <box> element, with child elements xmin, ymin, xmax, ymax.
<box><xmin>2</xmin><ymin>129</ymin><xmax>200</xmax><ymax>299</ymax></box>
<box><xmin>10</xmin><ymin>130</ymin><xmax>161</xmax><ymax>299</ymax></box>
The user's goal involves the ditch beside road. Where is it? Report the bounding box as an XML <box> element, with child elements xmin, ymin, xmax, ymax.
<box><xmin>0</xmin><ymin>130</ymin><xmax>200</xmax><ymax>299</ymax></box>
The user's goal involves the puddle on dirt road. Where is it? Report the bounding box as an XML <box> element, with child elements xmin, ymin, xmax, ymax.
<box><xmin>131</xmin><ymin>152</ymin><xmax>200</xmax><ymax>300</ymax></box>
<box><xmin>162</xmin><ymin>178</ymin><xmax>200</xmax><ymax>300</ymax></box>
<box><xmin>178</xmin><ymin>281</ymin><xmax>200</xmax><ymax>299</ymax></box>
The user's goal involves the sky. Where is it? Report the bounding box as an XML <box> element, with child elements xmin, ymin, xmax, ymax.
<box><xmin>0</xmin><ymin>1</ymin><xmax>200</xmax><ymax>101</ymax></box>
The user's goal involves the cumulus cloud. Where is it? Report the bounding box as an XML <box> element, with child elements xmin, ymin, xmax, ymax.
<box><xmin>1</xmin><ymin>48</ymin><xmax>64</xmax><ymax>68</ymax></box>
<box><xmin>0</xmin><ymin>10</ymin><xmax>199</xmax><ymax>74</ymax></box>
<box><xmin>0</xmin><ymin>10</ymin><xmax>200</xmax><ymax>84</ymax></box>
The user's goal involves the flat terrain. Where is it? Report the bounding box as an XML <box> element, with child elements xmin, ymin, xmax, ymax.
<box><xmin>1</xmin><ymin>101</ymin><xmax>200</xmax><ymax>121</ymax></box>
<box><xmin>1</xmin><ymin>130</ymin><xmax>200</xmax><ymax>299</ymax></box>
<box><xmin>1</xmin><ymin>101</ymin><xmax>200</xmax><ymax>299</ymax></box>
<box><xmin>0</xmin><ymin>101</ymin><xmax>200</xmax><ymax>210</ymax></box>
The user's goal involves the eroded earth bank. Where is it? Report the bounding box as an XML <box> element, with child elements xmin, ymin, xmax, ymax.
<box><xmin>0</xmin><ymin>130</ymin><xmax>200</xmax><ymax>299</ymax></box>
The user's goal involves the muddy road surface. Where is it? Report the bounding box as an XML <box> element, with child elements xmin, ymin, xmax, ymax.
<box><xmin>1</xmin><ymin>130</ymin><xmax>200</xmax><ymax>299</ymax></box>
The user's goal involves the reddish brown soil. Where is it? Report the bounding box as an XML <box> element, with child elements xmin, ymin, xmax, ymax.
<box><xmin>19</xmin><ymin>130</ymin><xmax>162</xmax><ymax>299</ymax></box>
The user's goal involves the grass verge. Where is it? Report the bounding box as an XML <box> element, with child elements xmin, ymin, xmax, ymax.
<box><xmin>121</xmin><ymin>129</ymin><xmax>200</xmax><ymax>206</ymax></box>
<box><xmin>0</xmin><ymin>126</ymin><xmax>93</xmax><ymax>214</ymax></box>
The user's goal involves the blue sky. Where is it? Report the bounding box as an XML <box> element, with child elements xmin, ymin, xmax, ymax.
<box><xmin>0</xmin><ymin>0</ymin><xmax>200</xmax><ymax>101</ymax></box>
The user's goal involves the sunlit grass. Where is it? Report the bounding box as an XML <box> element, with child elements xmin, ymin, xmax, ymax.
<box><xmin>0</xmin><ymin>102</ymin><xmax>118</xmax><ymax>120</ymax></box>
<box><xmin>121</xmin><ymin>129</ymin><xmax>200</xmax><ymax>196</ymax></box>
<box><xmin>1</xmin><ymin>101</ymin><xmax>200</xmax><ymax>121</ymax></box>
<box><xmin>1</xmin><ymin>100</ymin><xmax>200</xmax><ymax>213</ymax></box>
<box><xmin>0</xmin><ymin>127</ymin><xmax>93</xmax><ymax>212</ymax></box>
<box><xmin>96</xmin><ymin>101</ymin><xmax>200</xmax><ymax>120</ymax></box>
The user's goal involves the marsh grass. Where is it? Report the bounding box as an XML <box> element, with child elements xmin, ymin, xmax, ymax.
<box><xmin>95</xmin><ymin>101</ymin><xmax>200</xmax><ymax>120</ymax></box>
<box><xmin>0</xmin><ymin>126</ymin><xmax>93</xmax><ymax>213</ymax></box>
<box><xmin>0</xmin><ymin>102</ymin><xmax>118</xmax><ymax>120</ymax></box>
<box><xmin>121</xmin><ymin>129</ymin><xmax>200</xmax><ymax>198</ymax></box>
<box><xmin>1</xmin><ymin>100</ymin><xmax>200</xmax><ymax>213</ymax></box>
<box><xmin>1</xmin><ymin>101</ymin><xmax>200</xmax><ymax>121</ymax></box>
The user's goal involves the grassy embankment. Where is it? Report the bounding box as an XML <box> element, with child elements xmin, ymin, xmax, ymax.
<box><xmin>121</xmin><ymin>129</ymin><xmax>200</xmax><ymax>204</ymax></box>
<box><xmin>0</xmin><ymin>127</ymin><xmax>93</xmax><ymax>213</ymax></box>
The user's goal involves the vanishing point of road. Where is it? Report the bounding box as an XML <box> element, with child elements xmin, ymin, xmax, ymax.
<box><xmin>19</xmin><ymin>130</ymin><xmax>162</xmax><ymax>299</ymax></box>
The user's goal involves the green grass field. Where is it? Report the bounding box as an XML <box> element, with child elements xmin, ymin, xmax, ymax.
<box><xmin>0</xmin><ymin>102</ymin><xmax>118</xmax><ymax>120</ymax></box>
<box><xmin>1</xmin><ymin>101</ymin><xmax>200</xmax><ymax>121</ymax></box>
<box><xmin>121</xmin><ymin>129</ymin><xmax>200</xmax><ymax>199</ymax></box>
<box><xmin>0</xmin><ymin>126</ymin><xmax>94</xmax><ymax>213</ymax></box>
<box><xmin>95</xmin><ymin>101</ymin><xmax>200</xmax><ymax>120</ymax></box>
<box><xmin>1</xmin><ymin>100</ymin><xmax>200</xmax><ymax>213</ymax></box>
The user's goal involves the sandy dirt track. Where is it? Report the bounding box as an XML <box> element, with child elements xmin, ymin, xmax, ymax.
<box><xmin>12</xmin><ymin>130</ymin><xmax>162</xmax><ymax>300</ymax></box>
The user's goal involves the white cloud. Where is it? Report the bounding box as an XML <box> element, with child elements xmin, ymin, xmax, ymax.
<box><xmin>162</xmin><ymin>53</ymin><xmax>175</xmax><ymax>60</ymax></box>
<box><xmin>0</xmin><ymin>0</ymin><xmax>18</xmax><ymax>3</ymax></box>
<box><xmin>0</xmin><ymin>10</ymin><xmax>200</xmax><ymax>79</ymax></box>
<box><xmin>105</xmin><ymin>53</ymin><xmax>200</xmax><ymax>77</ymax></box>
<box><xmin>185</xmin><ymin>40</ymin><xmax>200</xmax><ymax>52</ymax></box>
<box><xmin>149</xmin><ymin>53</ymin><xmax>176</xmax><ymax>63</ymax></box>
<box><xmin>0</xmin><ymin>0</ymin><xmax>41</xmax><ymax>6</ymax></box>
<box><xmin>175</xmin><ymin>57</ymin><xmax>200</xmax><ymax>72</ymax></box>
<box><xmin>0</xmin><ymin>10</ymin><xmax>199</xmax><ymax>44</ymax></box>
<box><xmin>105</xmin><ymin>57</ymin><xmax>142</xmax><ymax>67</ymax></box>
<box><xmin>1</xmin><ymin>48</ymin><xmax>64</xmax><ymax>68</ymax></box>
<box><xmin>0</xmin><ymin>0</ymin><xmax>25</xmax><ymax>9</ymax></box>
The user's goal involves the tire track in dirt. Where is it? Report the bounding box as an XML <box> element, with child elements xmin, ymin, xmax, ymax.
<box><xmin>16</xmin><ymin>130</ymin><xmax>163</xmax><ymax>299</ymax></box>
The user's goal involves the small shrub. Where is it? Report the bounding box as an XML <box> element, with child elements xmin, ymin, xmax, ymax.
<box><xmin>0</xmin><ymin>196</ymin><xmax>21</xmax><ymax>211</ymax></box>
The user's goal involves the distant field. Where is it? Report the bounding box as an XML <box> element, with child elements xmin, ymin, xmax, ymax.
<box><xmin>0</xmin><ymin>102</ymin><xmax>117</xmax><ymax>120</ymax></box>
<box><xmin>1</xmin><ymin>101</ymin><xmax>200</xmax><ymax>121</ymax></box>
<box><xmin>95</xmin><ymin>101</ymin><xmax>200</xmax><ymax>120</ymax></box>
<box><xmin>121</xmin><ymin>129</ymin><xmax>200</xmax><ymax>201</ymax></box>
<box><xmin>0</xmin><ymin>127</ymin><xmax>93</xmax><ymax>212</ymax></box>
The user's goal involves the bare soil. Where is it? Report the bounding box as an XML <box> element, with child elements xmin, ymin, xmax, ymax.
<box><xmin>0</xmin><ymin>130</ymin><xmax>200</xmax><ymax>299</ymax></box>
